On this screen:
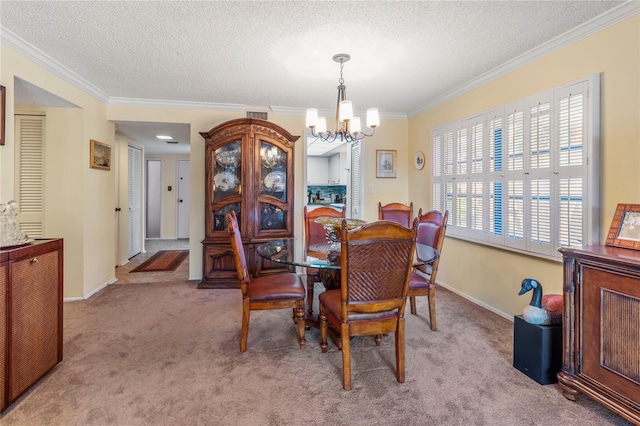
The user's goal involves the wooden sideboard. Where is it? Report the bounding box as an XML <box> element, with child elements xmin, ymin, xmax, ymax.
<box><xmin>558</xmin><ymin>245</ymin><xmax>640</xmax><ymax>424</ymax></box>
<box><xmin>0</xmin><ymin>239</ymin><xmax>63</xmax><ymax>412</ymax></box>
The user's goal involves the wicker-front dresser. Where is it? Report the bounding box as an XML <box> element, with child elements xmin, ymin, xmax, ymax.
<box><xmin>0</xmin><ymin>238</ymin><xmax>63</xmax><ymax>412</ymax></box>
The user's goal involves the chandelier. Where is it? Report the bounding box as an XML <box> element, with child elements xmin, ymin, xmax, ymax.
<box><xmin>305</xmin><ymin>53</ymin><xmax>380</xmax><ymax>143</ymax></box>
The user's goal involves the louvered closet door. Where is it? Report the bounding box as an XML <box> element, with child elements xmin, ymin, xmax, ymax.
<box><xmin>128</xmin><ymin>145</ymin><xmax>142</xmax><ymax>258</ymax></box>
<box><xmin>14</xmin><ymin>115</ymin><xmax>45</xmax><ymax>238</ymax></box>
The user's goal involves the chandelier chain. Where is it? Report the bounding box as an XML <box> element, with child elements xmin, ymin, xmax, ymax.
<box><xmin>339</xmin><ymin>61</ymin><xmax>345</xmax><ymax>85</ymax></box>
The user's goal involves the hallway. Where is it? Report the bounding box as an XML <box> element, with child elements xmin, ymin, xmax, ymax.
<box><xmin>115</xmin><ymin>239</ymin><xmax>190</xmax><ymax>284</ymax></box>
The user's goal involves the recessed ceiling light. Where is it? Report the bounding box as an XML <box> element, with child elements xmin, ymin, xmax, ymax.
<box><xmin>156</xmin><ymin>135</ymin><xmax>173</xmax><ymax>140</ymax></box>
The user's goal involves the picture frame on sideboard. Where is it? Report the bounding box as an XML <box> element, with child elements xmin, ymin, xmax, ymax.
<box><xmin>605</xmin><ymin>203</ymin><xmax>640</xmax><ymax>250</ymax></box>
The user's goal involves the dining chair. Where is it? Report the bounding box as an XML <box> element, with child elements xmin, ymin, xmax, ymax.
<box><xmin>319</xmin><ymin>218</ymin><xmax>418</xmax><ymax>390</ymax></box>
<box><xmin>226</xmin><ymin>211</ymin><xmax>306</xmax><ymax>352</ymax></box>
<box><xmin>378</xmin><ymin>202</ymin><xmax>414</xmax><ymax>228</ymax></box>
<box><xmin>408</xmin><ymin>208</ymin><xmax>449</xmax><ymax>331</ymax></box>
<box><xmin>303</xmin><ymin>206</ymin><xmax>346</xmax><ymax>316</ymax></box>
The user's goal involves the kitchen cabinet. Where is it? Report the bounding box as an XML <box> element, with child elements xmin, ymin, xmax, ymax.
<box><xmin>1</xmin><ymin>239</ymin><xmax>63</xmax><ymax>412</ymax></box>
<box><xmin>200</xmin><ymin>118</ymin><xmax>299</xmax><ymax>288</ymax></box>
<box><xmin>307</xmin><ymin>157</ymin><xmax>329</xmax><ymax>184</ymax></box>
<box><xmin>557</xmin><ymin>245</ymin><xmax>640</xmax><ymax>424</ymax></box>
<box><xmin>328</xmin><ymin>153</ymin><xmax>348</xmax><ymax>184</ymax></box>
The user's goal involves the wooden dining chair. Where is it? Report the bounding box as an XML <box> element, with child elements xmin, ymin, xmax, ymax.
<box><xmin>303</xmin><ymin>206</ymin><xmax>345</xmax><ymax>316</ymax></box>
<box><xmin>319</xmin><ymin>218</ymin><xmax>418</xmax><ymax>390</ymax></box>
<box><xmin>378</xmin><ymin>202</ymin><xmax>414</xmax><ymax>228</ymax></box>
<box><xmin>408</xmin><ymin>208</ymin><xmax>449</xmax><ymax>331</ymax></box>
<box><xmin>226</xmin><ymin>211</ymin><xmax>306</xmax><ymax>352</ymax></box>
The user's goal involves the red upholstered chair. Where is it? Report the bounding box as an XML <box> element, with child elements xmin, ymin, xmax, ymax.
<box><xmin>226</xmin><ymin>211</ymin><xmax>306</xmax><ymax>352</ymax></box>
<box><xmin>408</xmin><ymin>208</ymin><xmax>449</xmax><ymax>331</ymax></box>
<box><xmin>303</xmin><ymin>206</ymin><xmax>345</xmax><ymax>316</ymax></box>
<box><xmin>319</xmin><ymin>218</ymin><xmax>418</xmax><ymax>390</ymax></box>
<box><xmin>378</xmin><ymin>202</ymin><xmax>414</xmax><ymax>228</ymax></box>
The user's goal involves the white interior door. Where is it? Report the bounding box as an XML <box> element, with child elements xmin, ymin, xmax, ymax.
<box><xmin>146</xmin><ymin>160</ymin><xmax>162</xmax><ymax>238</ymax></box>
<box><xmin>127</xmin><ymin>145</ymin><xmax>142</xmax><ymax>258</ymax></box>
<box><xmin>177</xmin><ymin>160</ymin><xmax>190</xmax><ymax>239</ymax></box>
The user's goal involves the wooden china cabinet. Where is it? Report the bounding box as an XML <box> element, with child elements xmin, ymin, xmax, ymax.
<box><xmin>199</xmin><ymin>118</ymin><xmax>299</xmax><ymax>288</ymax></box>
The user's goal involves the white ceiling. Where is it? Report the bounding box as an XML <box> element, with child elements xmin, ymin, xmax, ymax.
<box><xmin>2</xmin><ymin>1</ymin><xmax>633</xmax><ymax>155</ymax></box>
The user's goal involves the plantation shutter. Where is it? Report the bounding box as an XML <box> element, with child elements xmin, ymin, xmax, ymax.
<box><xmin>528</xmin><ymin>98</ymin><xmax>553</xmax><ymax>255</ymax></box>
<box><xmin>15</xmin><ymin>114</ymin><xmax>45</xmax><ymax>238</ymax></box>
<box><xmin>485</xmin><ymin>110</ymin><xmax>504</xmax><ymax>245</ymax></box>
<box><xmin>350</xmin><ymin>141</ymin><xmax>361</xmax><ymax>219</ymax></box>
<box><xmin>557</xmin><ymin>82</ymin><xmax>586</xmax><ymax>248</ymax></box>
<box><xmin>431</xmin><ymin>133</ymin><xmax>442</xmax><ymax>212</ymax></box>
<box><xmin>505</xmin><ymin>106</ymin><xmax>525</xmax><ymax>250</ymax></box>
<box><xmin>469</xmin><ymin>117</ymin><xmax>484</xmax><ymax>238</ymax></box>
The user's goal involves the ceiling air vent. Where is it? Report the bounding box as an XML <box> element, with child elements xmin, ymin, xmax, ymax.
<box><xmin>166</xmin><ymin>141</ymin><xmax>179</xmax><ymax>144</ymax></box>
<box><xmin>246</xmin><ymin>111</ymin><xmax>268</xmax><ymax>120</ymax></box>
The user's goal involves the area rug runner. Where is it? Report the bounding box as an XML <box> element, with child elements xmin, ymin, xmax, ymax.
<box><xmin>130</xmin><ymin>250</ymin><xmax>188</xmax><ymax>273</ymax></box>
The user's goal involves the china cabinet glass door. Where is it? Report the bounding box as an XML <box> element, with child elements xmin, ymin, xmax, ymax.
<box><xmin>212</xmin><ymin>140</ymin><xmax>242</xmax><ymax>231</ymax></box>
<box><xmin>258</xmin><ymin>140</ymin><xmax>287</xmax><ymax>231</ymax></box>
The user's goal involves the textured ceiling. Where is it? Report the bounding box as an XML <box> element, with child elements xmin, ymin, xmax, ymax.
<box><xmin>1</xmin><ymin>1</ymin><xmax>631</xmax><ymax>154</ymax></box>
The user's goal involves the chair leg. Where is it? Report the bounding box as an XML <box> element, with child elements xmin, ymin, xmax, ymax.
<box><xmin>341</xmin><ymin>322</ymin><xmax>351</xmax><ymax>391</ymax></box>
<box><xmin>307</xmin><ymin>276</ymin><xmax>315</xmax><ymax>317</ymax></box>
<box><xmin>374</xmin><ymin>334</ymin><xmax>382</xmax><ymax>346</ymax></box>
<box><xmin>396</xmin><ymin>317</ymin><xmax>405</xmax><ymax>383</ymax></box>
<box><xmin>240</xmin><ymin>297</ymin><xmax>250</xmax><ymax>352</ymax></box>
<box><xmin>294</xmin><ymin>301</ymin><xmax>306</xmax><ymax>348</ymax></box>
<box><xmin>409</xmin><ymin>296</ymin><xmax>417</xmax><ymax>315</ymax></box>
<box><xmin>428</xmin><ymin>287</ymin><xmax>437</xmax><ymax>331</ymax></box>
<box><xmin>319</xmin><ymin>309</ymin><xmax>328</xmax><ymax>353</ymax></box>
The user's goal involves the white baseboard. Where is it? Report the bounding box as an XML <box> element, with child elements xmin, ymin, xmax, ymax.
<box><xmin>63</xmin><ymin>277</ymin><xmax>116</xmax><ymax>302</ymax></box>
<box><xmin>436</xmin><ymin>280</ymin><xmax>514</xmax><ymax>322</ymax></box>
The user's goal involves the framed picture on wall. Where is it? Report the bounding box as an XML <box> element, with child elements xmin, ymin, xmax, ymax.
<box><xmin>376</xmin><ymin>149</ymin><xmax>396</xmax><ymax>178</ymax></box>
<box><xmin>605</xmin><ymin>203</ymin><xmax>640</xmax><ymax>250</ymax></box>
<box><xmin>0</xmin><ymin>85</ymin><xmax>6</xmax><ymax>146</ymax></box>
<box><xmin>90</xmin><ymin>139</ymin><xmax>111</xmax><ymax>171</ymax></box>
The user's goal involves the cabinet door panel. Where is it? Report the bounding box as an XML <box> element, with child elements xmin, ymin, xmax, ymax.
<box><xmin>0</xmin><ymin>262</ymin><xmax>6</xmax><ymax>411</ymax></box>
<box><xmin>582</xmin><ymin>266</ymin><xmax>640</xmax><ymax>405</ymax></box>
<box><xmin>9</xmin><ymin>250</ymin><xmax>60</xmax><ymax>400</ymax></box>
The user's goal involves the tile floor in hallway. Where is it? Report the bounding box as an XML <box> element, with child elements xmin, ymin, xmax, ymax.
<box><xmin>115</xmin><ymin>239</ymin><xmax>191</xmax><ymax>284</ymax></box>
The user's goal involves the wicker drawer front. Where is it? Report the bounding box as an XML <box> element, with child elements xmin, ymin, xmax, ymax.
<box><xmin>9</xmin><ymin>250</ymin><xmax>60</xmax><ymax>400</ymax></box>
<box><xmin>0</xmin><ymin>262</ymin><xmax>6</xmax><ymax>411</ymax></box>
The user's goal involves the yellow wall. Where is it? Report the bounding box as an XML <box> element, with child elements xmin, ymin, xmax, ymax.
<box><xmin>408</xmin><ymin>14</ymin><xmax>640</xmax><ymax>318</ymax></box>
<box><xmin>2</xmin><ymin>14</ymin><xmax>637</xmax><ymax>310</ymax></box>
<box><xmin>2</xmin><ymin>45</ymin><xmax>115</xmax><ymax>299</ymax></box>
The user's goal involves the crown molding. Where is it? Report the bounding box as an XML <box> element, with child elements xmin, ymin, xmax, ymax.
<box><xmin>408</xmin><ymin>1</ymin><xmax>640</xmax><ymax>117</ymax></box>
<box><xmin>270</xmin><ymin>105</ymin><xmax>407</xmax><ymax>120</ymax></box>
<box><xmin>108</xmin><ymin>97</ymin><xmax>244</xmax><ymax>111</ymax></box>
<box><xmin>1</xmin><ymin>25</ymin><xmax>110</xmax><ymax>103</ymax></box>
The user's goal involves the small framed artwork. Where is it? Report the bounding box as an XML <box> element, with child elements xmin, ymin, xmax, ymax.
<box><xmin>90</xmin><ymin>139</ymin><xmax>111</xmax><ymax>171</ymax></box>
<box><xmin>0</xmin><ymin>85</ymin><xmax>6</xmax><ymax>146</ymax></box>
<box><xmin>376</xmin><ymin>149</ymin><xmax>397</xmax><ymax>178</ymax></box>
<box><xmin>605</xmin><ymin>203</ymin><xmax>640</xmax><ymax>250</ymax></box>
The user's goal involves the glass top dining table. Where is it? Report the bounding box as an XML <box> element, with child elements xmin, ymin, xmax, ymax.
<box><xmin>257</xmin><ymin>236</ymin><xmax>439</xmax><ymax>330</ymax></box>
<box><xmin>256</xmin><ymin>238</ymin><xmax>439</xmax><ymax>272</ymax></box>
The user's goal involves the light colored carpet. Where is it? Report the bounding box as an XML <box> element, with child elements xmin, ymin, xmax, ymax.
<box><xmin>0</xmin><ymin>277</ymin><xmax>632</xmax><ymax>425</ymax></box>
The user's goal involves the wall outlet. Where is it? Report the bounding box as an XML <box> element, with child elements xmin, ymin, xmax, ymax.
<box><xmin>368</xmin><ymin>185</ymin><xmax>374</xmax><ymax>193</ymax></box>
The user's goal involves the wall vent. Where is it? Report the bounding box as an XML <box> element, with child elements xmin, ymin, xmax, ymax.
<box><xmin>246</xmin><ymin>111</ymin><xmax>268</xmax><ymax>120</ymax></box>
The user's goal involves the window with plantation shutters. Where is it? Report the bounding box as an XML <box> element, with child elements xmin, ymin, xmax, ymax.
<box><xmin>15</xmin><ymin>114</ymin><xmax>45</xmax><ymax>238</ymax></box>
<box><xmin>430</xmin><ymin>75</ymin><xmax>599</xmax><ymax>260</ymax></box>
